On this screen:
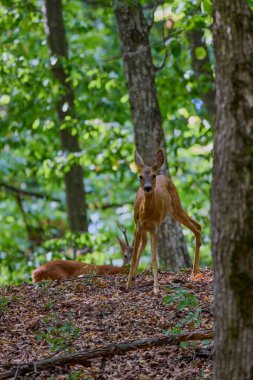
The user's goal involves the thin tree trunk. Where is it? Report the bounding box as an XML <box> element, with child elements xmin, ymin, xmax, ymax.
<box><xmin>114</xmin><ymin>1</ymin><xmax>191</xmax><ymax>270</ymax></box>
<box><xmin>188</xmin><ymin>28</ymin><xmax>215</xmax><ymax>120</ymax></box>
<box><xmin>43</xmin><ymin>0</ymin><xmax>88</xmax><ymax>233</ymax></box>
<box><xmin>212</xmin><ymin>1</ymin><xmax>253</xmax><ymax>379</ymax></box>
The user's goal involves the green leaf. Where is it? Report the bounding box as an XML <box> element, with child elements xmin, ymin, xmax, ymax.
<box><xmin>170</xmin><ymin>40</ymin><xmax>181</xmax><ymax>57</ymax></box>
<box><xmin>32</xmin><ymin>119</ymin><xmax>40</xmax><ymax>130</ymax></box>
<box><xmin>195</xmin><ymin>47</ymin><xmax>207</xmax><ymax>60</ymax></box>
<box><xmin>202</xmin><ymin>0</ymin><xmax>212</xmax><ymax>14</ymax></box>
<box><xmin>0</xmin><ymin>95</ymin><xmax>10</xmax><ymax>105</ymax></box>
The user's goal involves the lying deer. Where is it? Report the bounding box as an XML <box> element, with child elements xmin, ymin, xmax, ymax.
<box><xmin>32</xmin><ymin>227</ymin><xmax>133</xmax><ymax>283</ymax></box>
<box><xmin>127</xmin><ymin>149</ymin><xmax>201</xmax><ymax>294</ymax></box>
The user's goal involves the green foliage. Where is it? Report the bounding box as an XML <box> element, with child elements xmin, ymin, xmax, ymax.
<box><xmin>0</xmin><ymin>0</ymin><xmax>214</xmax><ymax>283</ymax></box>
<box><xmin>163</xmin><ymin>285</ymin><xmax>202</xmax><ymax>332</ymax></box>
<box><xmin>163</xmin><ymin>287</ymin><xmax>198</xmax><ymax>309</ymax></box>
<box><xmin>36</xmin><ymin>319</ymin><xmax>80</xmax><ymax>352</ymax></box>
<box><xmin>67</xmin><ymin>371</ymin><xmax>84</xmax><ymax>380</ymax></box>
<box><xmin>195</xmin><ymin>46</ymin><xmax>207</xmax><ymax>60</ymax></box>
<box><xmin>164</xmin><ymin>327</ymin><xmax>183</xmax><ymax>335</ymax></box>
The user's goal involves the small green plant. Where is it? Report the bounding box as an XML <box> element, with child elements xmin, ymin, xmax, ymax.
<box><xmin>199</xmin><ymin>369</ymin><xmax>212</xmax><ymax>379</ymax></box>
<box><xmin>178</xmin><ymin>308</ymin><xmax>201</xmax><ymax>328</ymax></box>
<box><xmin>163</xmin><ymin>327</ymin><xmax>184</xmax><ymax>335</ymax></box>
<box><xmin>42</xmin><ymin>312</ymin><xmax>56</xmax><ymax>325</ymax></box>
<box><xmin>35</xmin><ymin>281</ymin><xmax>53</xmax><ymax>294</ymax></box>
<box><xmin>202</xmin><ymin>339</ymin><xmax>212</xmax><ymax>346</ymax></box>
<box><xmin>163</xmin><ymin>288</ymin><xmax>198</xmax><ymax>309</ymax></box>
<box><xmin>163</xmin><ymin>286</ymin><xmax>202</xmax><ymax>332</ymax></box>
<box><xmin>0</xmin><ymin>295</ymin><xmax>10</xmax><ymax>314</ymax></box>
<box><xmin>44</xmin><ymin>300</ymin><xmax>55</xmax><ymax>310</ymax></box>
<box><xmin>36</xmin><ymin>322</ymin><xmax>80</xmax><ymax>352</ymax></box>
<box><xmin>67</xmin><ymin>370</ymin><xmax>83</xmax><ymax>380</ymax></box>
<box><xmin>179</xmin><ymin>341</ymin><xmax>190</xmax><ymax>348</ymax></box>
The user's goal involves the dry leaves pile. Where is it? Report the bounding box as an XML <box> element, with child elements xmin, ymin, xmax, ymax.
<box><xmin>0</xmin><ymin>269</ymin><xmax>213</xmax><ymax>379</ymax></box>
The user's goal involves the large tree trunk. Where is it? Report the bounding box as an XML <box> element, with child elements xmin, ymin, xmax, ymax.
<box><xmin>114</xmin><ymin>1</ymin><xmax>191</xmax><ymax>269</ymax></box>
<box><xmin>44</xmin><ymin>0</ymin><xmax>88</xmax><ymax>233</ymax></box>
<box><xmin>212</xmin><ymin>1</ymin><xmax>253</xmax><ymax>379</ymax></box>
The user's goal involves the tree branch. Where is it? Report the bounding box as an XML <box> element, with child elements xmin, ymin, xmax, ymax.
<box><xmin>155</xmin><ymin>49</ymin><xmax>169</xmax><ymax>72</ymax></box>
<box><xmin>0</xmin><ymin>183</ymin><xmax>132</xmax><ymax>211</ymax></box>
<box><xmin>0</xmin><ymin>182</ymin><xmax>60</xmax><ymax>202</ymax></box>
<box><xmin>0</xmin><ymin>330</ymin><xmax>213</xmax><ymax>379</ymax></box>
<box><xmin>155</xmin><ymin>29</ymin><xmax>184</xmax><ymax>72</ymax></box>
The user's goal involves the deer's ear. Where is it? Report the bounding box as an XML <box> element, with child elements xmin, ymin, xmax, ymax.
<box><xmin>116</xmin><ymin>235</ymin><xmax>128</xmax><ymax>252</ymax></box>
<box><xmin>135</xmin><ymin>151</ymin><xmax>145</xmax><ymax>169</ymax></box>
<box><xmin>152</xmin><ymin>149</ymin><xmax>164</xmax><ymax>171</ymax></box>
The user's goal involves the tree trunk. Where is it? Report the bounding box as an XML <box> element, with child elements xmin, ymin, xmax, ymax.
<box><xmin>212</xmin><ymin>1</ymin><xmax>253</xmax><ymax>379</ymax></box>
<box><xmin>188</xmin><ymin>28</ymin><xmax>215</xmax><ymax>120</ymax></box>
<box><xmin>43</xmin><ymin>0</ymin><xmax>88</xmax><ymax>233</ymax></box>
<box><xmin>114</xmin><ymin>1</ymin><xmax>191</xmax><ymax>269</ymax></box>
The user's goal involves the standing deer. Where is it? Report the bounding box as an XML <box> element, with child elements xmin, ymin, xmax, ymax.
<box><xmin>127</xmin><ymin>149</ymin><xmax>201</xmax><ymax>294</ymax></box>
<box><xmin>32</xmin><ymin>226</ymin><xmax>133</xmax><ymax>282</ymax></box>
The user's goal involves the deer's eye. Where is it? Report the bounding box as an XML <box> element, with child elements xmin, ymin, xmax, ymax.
<box><xmin>139</xmin><ymin>175</ymin><xmax>143</xmax><ymax>180</ymax></box>
<box><xmin>152</xmin><ymin>175</ymin><xmax>156</xmax><ymax>179</ymax></box>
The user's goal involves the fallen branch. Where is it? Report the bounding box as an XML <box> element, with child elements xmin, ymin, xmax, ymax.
<box><xmin>0</xmin><ymin>329</ymin><xmax>213</xmax><ymax>379</ymax></box>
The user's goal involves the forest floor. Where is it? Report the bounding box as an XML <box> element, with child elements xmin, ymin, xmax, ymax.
<box><xmin>0</xmin><ymin>269</ymin><xmax>213</xmax><ymax>380</ymax></box>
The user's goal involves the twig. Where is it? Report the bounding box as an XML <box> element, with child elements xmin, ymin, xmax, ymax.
<box><xmin>155</xmin><ymin>29</ymin><xmax>184</xmax><ymax>72</ymax></box>
<box><xmin>0</xmin><ymin>330</ymin><xmax>214</xmax><ymax>379</ymax></box>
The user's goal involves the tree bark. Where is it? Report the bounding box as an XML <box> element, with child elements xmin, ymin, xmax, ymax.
<box><xmin>212</xmin><ymin>1</ymin><xmax>253</xmax><ymax>379</ymax></box>
<box><xmin>43</xmin><ymin>0</ymin><xmax>88</xmax><ymax>233</ymax></box>
<box><xmin>114</xmin><ymin>1</ymin><xmax>191</xmax><ymax>270</ymax></box>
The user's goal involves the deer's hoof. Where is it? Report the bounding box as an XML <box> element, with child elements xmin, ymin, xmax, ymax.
<box><xmin>192</xmin><ymin>273</ymin><xmax>203</xmax><ymax>281</ymax></box>
<box><xmin>153</xmin><ymin>286</ymin><xmax>159</xmax><ymax>295</ymax></box>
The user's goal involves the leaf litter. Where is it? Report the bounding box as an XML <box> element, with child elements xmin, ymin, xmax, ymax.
<box><xmin>0</xmin><ymin>269</ymin><xmax>213</xmax><ymax>379</ymax></box>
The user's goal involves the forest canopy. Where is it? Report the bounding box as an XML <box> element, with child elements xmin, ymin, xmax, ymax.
<box><xmin>0</xmin><ymin>0</ymin><xmax>214</xmax><ymax>283</ymax></box>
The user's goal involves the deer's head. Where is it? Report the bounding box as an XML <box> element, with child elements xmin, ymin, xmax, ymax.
<box><xmin>116</xmin><ymin>224</ymin><xmax>133</xmax><ymax>267</ymax></box>
<box><xmin>135</xmin><ymin>149</ymin><xmax>164</xmax><ymax>194</ymax></box>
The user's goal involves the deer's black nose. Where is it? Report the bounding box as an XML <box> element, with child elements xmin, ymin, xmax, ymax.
<box><xmin>144</xmin><ymin>185</ymin><xmax>152</xmax><ymax>192</ymax></box>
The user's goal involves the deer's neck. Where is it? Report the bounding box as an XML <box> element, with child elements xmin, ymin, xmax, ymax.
<box><xmin>143</xmin><ymin>191</ymin><xmax>156</xmax><ymax>213</ymax></box>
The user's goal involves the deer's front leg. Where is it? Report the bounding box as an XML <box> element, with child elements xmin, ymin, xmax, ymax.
<box><xmin>127</xmin><ymin>227</ymin><xmax>141</xmax><ymax>290</ymax></box>
<box><xmin>150</xmin><ymin>228</ymin><xmax>159</xmax><ymax>294</ymax></box>
<box><xmin>132</xmin><ymin>231</ymin><xmax>147</xmax><ymax>277</ymax></box>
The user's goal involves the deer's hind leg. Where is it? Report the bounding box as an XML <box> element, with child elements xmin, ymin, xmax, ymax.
<box><xmin>172</xmin><ymin>208</ymin><xmax>202</xmax><ymax>276</ymax></box>
<box><xmin>168</xmin><ymin>182</ymin><xmax>201</xmax><ymax>275</ymax></box>
<box><xmin>150</xmin><ymin>229</ymin><xmax>159</xmax><ymax>294</ymax></box>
